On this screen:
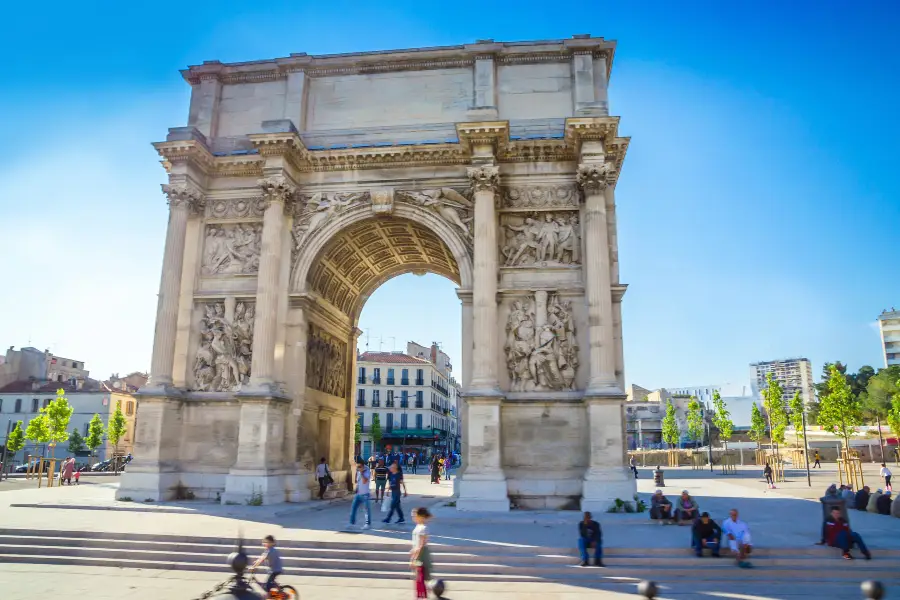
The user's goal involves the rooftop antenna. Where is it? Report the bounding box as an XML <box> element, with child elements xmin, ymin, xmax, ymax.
<box><xmin>378</xmin><ymin>335</ymin><xmax>384</xmax><ymax>351</ymax></box>
<box><xmin>388</xmin><ymin>337</ymin><xmax>396</xmax><ymax>352</ymax></box>
<box><xmin>364</xmin><ymin>328</ymin><xmax>371</xmax><ymax>351</ymax></box>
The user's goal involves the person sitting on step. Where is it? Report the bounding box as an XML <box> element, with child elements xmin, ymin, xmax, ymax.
<box><xmin>824</xmin><ymin>506</ymin><xmax>871</xmax><ymax>560</ymax></box>
<box><xmin>577</xmin><ymin>511</ymin><xmax>604</xmax><ymax>567</ymax></box>
<box><xmin>674</xmin><ymin>490</ymin><xmax>699</xmax><ymax>525</ymax></box>
<box><xmin>876</xmin><ymin>490</ymin><xmax>892</xmax><ymax>515</ymax></box>
<box><xmin>692</xmin><ymin>512</ymin><xmax>721</xmax><ymax>557</ymax></box>
<box><xmin>855</xmin><ymin>486</ymin><xmax>871</xmax><ymax>512</ymax></box>
<box><xmin>722</xmin><ymin>508</ymin><xmax>753</xmax><ymax>568</ymax></box>
<box><xmin>650</xmin><ymin>489</ymin><xmax>673</xmax><ymax>523</ymax></box>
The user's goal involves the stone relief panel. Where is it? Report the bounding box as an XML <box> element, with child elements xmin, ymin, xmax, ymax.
<box><xmin>396</xmin><ymin>188</ymin><xmax>473</xmax><ymax>243</ymax></box>
<box><xmin>292</xmin><ymin>192</ymin><xmax>370</xmax><ymax>263</ymax></box>
<box><xmin>501</xmin><ymin>212</ymin><xmax>580</xmax><ymax>267</ymax></box>
<box><xmin>306</xmin><ymin>324</ymin><xmax>347</xmax><ymax>398</ymax></box>
<box><xmin>192</xmin><ymin>301</ymin><xmax>255</xmax><ymax>391</ymax></box>
<box><xmin>505</xmin><ymin>291</ymin><xmax>578</xmax><ymax>392</ymax></box>
<box><xmin>502</xmin><ymin>185</ymin><xmax>579</xmax><ymax>209</ymax></box>
<box><xmin>205</xmin><ymin>197</ymin><xmax>267</xmax><ymax>219</ymax></box>
<box><xmin>201</xmin><ymin>223</ymin><xmax>262</xmax><ymax>275</ymax></box>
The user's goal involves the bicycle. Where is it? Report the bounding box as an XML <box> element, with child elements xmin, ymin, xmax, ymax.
<box><xmin>247</xmin><ymin>569</ymin><xmax>299</xmax><ymax>599</ymax></box>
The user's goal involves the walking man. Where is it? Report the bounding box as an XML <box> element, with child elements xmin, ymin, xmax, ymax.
<box><xmin>315</xmin><ymin>457</ymin><xmax>330</xmax><ymax>500</ymax></box>
<box><xmin>382</xmin><ymin>462</ymin><xmax>408</xmax><ymax>524</ymax></box>
<box><xmin>408</xmin><ymin>453</ymin><xmax>416</xmax><ymax>475</ymax></box>
<box><xmin>813</xmin><ymin>450</ymin><xmax>822</xmax><ymax>468</ymax></box>
<box><xmin>629</xmin><ymin>455</ymin><xmax>638</xmax><ymax>480</ymax></box>
<box><xmin>347</xmin><ymin>459</ymin><xmax>372</xmax><ymax>530</ymax></box>
<box><xmin>373</xmin><ymin>458</ymin><xmax>389</xmax><ymax>503</ymax></box>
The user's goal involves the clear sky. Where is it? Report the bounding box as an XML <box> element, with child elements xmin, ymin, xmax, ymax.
<box><xmin>1</xmin><ymin>2</ymin><xmax>897</xmax><ymax>389</ymax></box>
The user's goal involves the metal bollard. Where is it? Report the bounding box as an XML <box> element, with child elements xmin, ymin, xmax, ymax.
<box><xmin>638</xmin><ymin>580</ymin><xmax>658</xmax><ymax>599</ymax></box>
<box><xmin>653</xmin><ymin>467</ymin><xmax>665</xmax><ymax>487</ymax></box>
<box><xmin>861</xmin><ymin>580</ymin><xmax>884</xmax><ymax>600</ymax></box>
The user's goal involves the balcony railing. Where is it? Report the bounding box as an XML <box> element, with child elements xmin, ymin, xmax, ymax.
<box><xmin>357</xmin><ymin>377</ymin><xmax>366</xmax><ymax>384</ymax></box>
<box><xmin>372</xmin><ymin>400</ymin><xmax>381</xmax><ymax>407</ymax></box>
<box><xmin>357</xmin><ymin>399</ymin><xmax>365</xmax><ymax>407</ymax></box>
<box><xmin>400</xmin><ymin>400</ymin><xmax>409</xmax><ymax>408</ymax></box>
<box><xmin>387</xmin><ymin>378</ymin><xmax>395</xmax><ymax>385</ymax></box>
<box><xmin>372</xmin><ymin>377</ymin><xmax>381</xmax><ymax>384</ymax></box>
<box><xmin>401</xmin><ymin>378</ymin><xmax>410</xmax><ymax>385</ymax></box>
<box><xmin>415</xmin><ymin>378</ymin><xmax>424</xmax><ymax>386</ymax></box>
<box><xmin>415</xmin><ymin>401</ymin><xmax>424</xmax><ymax>408</ymax></box>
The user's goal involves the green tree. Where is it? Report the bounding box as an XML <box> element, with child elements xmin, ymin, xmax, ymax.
<box><xmin>818</xmin><ymin>363</ymin><xmax>862</xmax><ymax>452</ymax></box>
<box><xmin>354</xmin><ymin>414</ymin><xmax>362</xmax><ymax>444</ymax></box>
<box><xmin>788</xmin><ymin>390</ymin><xmax>805</xmax><ymax>446</ymax></box>
<box><xmin>25</xmin><ymin>414</ymin><xmax>51</xmax><ymax>455</ymax></box>
<box><xmin>711</xmin><ymin>390</ymin><xmax>734</xmax><ymax>452</ymax></box>
<box><xmin>107</xmin><ymin>401</ymin><xmax>128</xmax><ymax>474</ymax></box>
<box><xmin>371</xmin><ymin>414</ymin><xmax>383</xmax><ymax>452</ymax></box>
<box><xmin>85</xmin><ymin>414</ymin><xmax>105</xmax><ymax>458</ymax></box>
<box><xmin>811</xmin><ymin>361</ymin><xmax>849</xmax><ymax>424</ymax></box>
<box><xmin>748</xmin><ymin>402</ymin><xmax>767</xmax><ymax>449</ymax></box>
<box><xmin>861</xmin><ymin>367</ymin><xmax>900</xmax><ymax>462</ymax></box>
<box><xmin>67</xmin><ymin>428</ymin><xmax>86</xmax><ymax>454</ymax></box>
<box><xmin>44</xmin><ymin>388</ymin><xmax>75</xmax><ymax>456</ymax></box>
<box><xmin>6</xmin><ymin>421</ymin><xmax>26</xmax><ymax>460</ymax></box>
<box><xmin>661</xmin><ymin>400</ymin><xmax>680</xmax><ymax>448</ymax></box>
<box><xmin>849</xmin><ymin>365</ymin><xmax>877</xmax><ymax>399</ymax></box>
<box><xmin>685</xmin><ymin>396</ymin><xmax>704</xmax><ymax>443</ymax></box>
<box><xmin>762</xmin><ymin>372</ymin><xmax>788</xmax><ymax>447</ymax></box>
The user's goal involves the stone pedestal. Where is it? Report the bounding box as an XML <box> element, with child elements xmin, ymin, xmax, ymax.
<box><xmin>116</xmin><ymin>396</ymin><xmax>184</xmax><ymax>501</ymax></box>
<box><xmin>456</xmin><ymin>396</ymin><xmax>508</xmax><ymax>512</ymax></box>
<box><xmin>580</xmin><ymin>397</ymin><xmax>635</xmax><ymax>512</ymax></box>
<box><xmin>222</xmin><ymin>398</ymin><xmax>290</xmax><ymax>504</ymax></box>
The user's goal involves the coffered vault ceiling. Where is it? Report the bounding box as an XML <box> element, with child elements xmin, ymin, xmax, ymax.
<box><xmin>307</xmin><ymin>218</ymin><xmax>460</xmax><ymax>318</ymax></box>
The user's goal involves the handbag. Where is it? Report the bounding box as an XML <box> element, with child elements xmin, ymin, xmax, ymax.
<box><xmin>324</xmin><ymin>466</ymin><xmax>334</xmax><ymax>486</ymax></box>
<box><xmin>381</xmin><ymin>494</ymin><xmax>390</xmax><ymax>512</ymax></box>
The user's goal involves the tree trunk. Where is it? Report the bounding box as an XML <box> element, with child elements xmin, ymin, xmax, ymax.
<box><xmin>877</xmin><ymin>415</ymin><xmax>886</xmax><ymax>462</ymax></box>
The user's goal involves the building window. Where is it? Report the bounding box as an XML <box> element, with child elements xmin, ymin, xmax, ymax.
<box><xmin>372</xmin><ymin>390</ymin><xmax>380</xmax><ymax>407</ymax></box>
<box><xmin>415</xmin><ymin>369</ymin><xmax>424</xmax><ymax>385</ymax></box>
<box><xmin>386</xmin><ymin>390</ymin><xmax>394</xmax><ymax>407</ymax></box>
<box><xmin>0</xmin><ymin>399</ymin><xmax>2</xmax><ymax>412</ymax></box>
<box><xmin>358</xmin><ymin>367</ymin><xmax>366</xmax><ymax>384</ymax></box>
<box><xmin>373</xmin><ymin>368</ymin><xmax>381</xmax><ymax>384</ymax></box>
<box><xmin>415</xmin><ymin>391</ymin><xmax>424</xmax><ymax>409</ymax></box>
<box><xmin>416</xmin><ymin>414</ymin><xmax>423</xmax><ymax>429</ymax></box>
<box><xmin>32</xmin><ymin>398</ymin><xmax>39</xmax><ymax>413</ymax></box>
<box><xmin>387</xmin><ymin>368</ymin><xmax>395</xmax><ymax>385</ymax></box>
<box><xmin>386</xmin><ymin>413</ymin><xmax>393</xmax><ymax>431</ymax></box>
<box><xmin>401</xmin><ymin>369</ymin><xmax>409</xmax><ymax>385</ymax></box>
<box><xmin>15</xmin><ymin>398</ymin><xmax>22</xmax><ymax>413</ymax></box>
<box><xmin>357</xmin><ymin>389</ymin><xmax>366</xmax><ymax>407</ymax></box>
<box><xmin>83</xmin><ymin>423</ymin><xmax>90</xmax><ymax>437</ymax></box>
<box><xmin>43</xmin><ymin>399</ymin><xmax>51</xmax><ymax>409</ymax></box>
<box><xmin>126</xmin><ymin>401</ymin><xmax>135</xmax><ymax>416</ymax></box>
<box><xmin>358</xmin><ymin>412</ymin><xmax>365</xmax><ymax>429</ymax></box>
<box><xmin>400</xmin><ymin>390</ymin><xmax>408</xmax><ymax>408</ymax></box>
<box><xmin>401</xmin><ymin>413</ymin><xmax>408</xmax><ymax>429</ymax></box>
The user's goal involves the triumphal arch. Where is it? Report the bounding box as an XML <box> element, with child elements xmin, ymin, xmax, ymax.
<box><xmin>118</xmin><ymin>35</ymin><xmax>634</xmax><ymax>510</ymax></box>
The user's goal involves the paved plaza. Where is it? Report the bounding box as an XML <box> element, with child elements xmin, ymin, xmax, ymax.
<box><xmin>1</xmin><ymin>465</ymin><xmax>900</xmax><ymax>599</ymax></box>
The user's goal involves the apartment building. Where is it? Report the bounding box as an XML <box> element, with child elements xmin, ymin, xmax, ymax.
<box><xmin>749</xmin><ymin>358</ymin><xmax>815</xmax><ymax>407</ymax></box>
<box><xmin>878</xmin><ymin>309</ymin><xmax>900</xmax><ymax>367</ymax></box>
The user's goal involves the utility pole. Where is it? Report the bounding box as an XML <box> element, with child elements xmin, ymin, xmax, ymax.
<box><xmin>0</xmin><ymin>420</ymin><xmax>10</xmax><ymax>482</ymax></box>
<box><xmin>705</xmin><ymin>402</ymin><xmax>713</xmax><ymax>473</ymax></box>
<box><xmin>801</xmin><ymin>409</ymin><xmax>811</xmax><ymax>488</ymax></box>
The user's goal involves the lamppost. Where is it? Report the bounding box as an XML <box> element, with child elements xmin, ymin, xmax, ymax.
<box><xmin>704</xmin><ymin>402</ymin><xmax>713</xmax><ymax>472</ymax></box>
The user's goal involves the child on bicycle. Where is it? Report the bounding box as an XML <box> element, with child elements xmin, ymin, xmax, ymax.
<box><xmin>250</xmin><ymin>535</ymin><xmax>283</xmax><ymax>594</ymax></box>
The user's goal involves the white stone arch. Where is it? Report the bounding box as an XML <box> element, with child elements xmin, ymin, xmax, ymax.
<box><xmin>290</xmin><ymin>201</ymin><xmax>474</xmax><ymax>298</ymax></box>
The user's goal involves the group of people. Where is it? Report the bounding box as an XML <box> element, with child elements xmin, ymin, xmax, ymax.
<box><xmin>58</xmin><ymin>457</ymin><xmax>80</xmax><ymax>485</ymax></box>
<box><xmin>347</xmin><ymin>457</ymin><xmax>409</xmax><ymax>529</ymax></box>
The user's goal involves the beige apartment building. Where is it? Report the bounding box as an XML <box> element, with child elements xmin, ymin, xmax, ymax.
<box><xmin>749</xmin><ymin>358</ymin><xmax>815</xmax><ymax>408</ymax></box>
<box><xmin>0</xmin><ymin>346</ymin><xmax>89</xmax><ymax>389</ymax></box>
<box><xmin>878</xmin><ymin>309</ymin><xmax>900</xmax><ymax>367</ymax></box>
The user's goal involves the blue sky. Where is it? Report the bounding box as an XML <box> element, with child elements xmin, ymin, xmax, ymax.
<box><xmin>1</xmin><ymin>2</ymin><xmax>897</xmax><ymax>388</ymax></box>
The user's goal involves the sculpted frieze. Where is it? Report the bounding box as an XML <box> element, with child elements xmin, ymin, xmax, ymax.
<box><xmin>501</xmin><ymin>212</ymin><xmax>580</xmax><ymax>267</ymax></box>
<box><xmin>396</xmin><ymin>188</ymin><xmax>473</xmax><ymax>242</ymax></box>
<box><xmin>502</xmin><ymin>185</ymin><xmax>578</xmax><ymax>209</ymax></box>
<box><xmin>202</xmin><ymin>223</ymin><xmax>262</xmax><ymax>275</ymax></box>
<box><xmin>505</xmin><ymin>292</ymin><xmax>578</xmax><ymax>392</ymax></box>
<box><xmin>306</xmin><ymin>324</ymin><xmax>347</xmax><ymax>398</ymax></box>
<box><xmin>205</xmin><ymin>197</ymin><xmax>267</xmax><ymax>219</ymax></box>
<box><xmin>292</xmin><ymin>192</ymin><xmax>370</xmax><ymax>262</ymax></box>
<box><xmin>193</xmin><ymin>301</ymin><xmax>254</xmax><ymax>392</ymax></box>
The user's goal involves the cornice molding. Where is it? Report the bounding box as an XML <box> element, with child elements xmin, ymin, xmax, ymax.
<box><xmin>456</xmin><ymin>121</ymin><xmax>510</xmax><ymax>153</ymax></box>
<box><xmin>153</xmin><ymin>139</ymin><xmax>215</xmax><ymax>174</ymax></box>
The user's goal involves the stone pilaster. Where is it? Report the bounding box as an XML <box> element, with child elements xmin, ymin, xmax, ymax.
<box><xmin>115</xmin><ymin>395</ymin><xmax>184</xmax><ymax>501</ymax></box>
<box><xmin>246</xmin><ymin>176</ymin><xmax>296</xmax><ymax>394</ymax></box>
<box><xmin>146</xmin><ymin>183</ymin><xmax>204</xmax><ymax>394</ymax></box>
<box><xmin>457</xmin><ymin>164</ymin><xmax>508</xmax><ymax>512</ymax></box>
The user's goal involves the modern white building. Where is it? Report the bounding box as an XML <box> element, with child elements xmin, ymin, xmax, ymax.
<box><xmin>0</xmin><ymin>379</ymin><xmax>138</xmax><ymax>464</ymax></box>
<box><xmin>666</xmin><ymin>383</ymin><xmax>752</xmax><ymax>406</ymax></box>
<box><xmin>878</xmin><ymin>309</ymin><xmax>900</xmax><ymax>367</ymax></box>
<box><xmin>749</xmin><ymin>358</ymin><xmax>815</xmax><ymax>407</ymax></box>
<box><xmin>355</xmin><ymin>341</ymin><xmax>458</xmax><ymax>460</ymax></box>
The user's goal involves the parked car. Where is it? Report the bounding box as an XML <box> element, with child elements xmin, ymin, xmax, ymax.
<box><xmin>14</xmin><ymin>459</ymin><xmax>51</xmax><ymax>473</ymax></box>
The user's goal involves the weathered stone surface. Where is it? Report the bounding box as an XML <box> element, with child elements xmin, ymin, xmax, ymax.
<box><xmin>120</xmin><ymin>36</ymin><xmax>632</xmax><ymax>509</ymax></box>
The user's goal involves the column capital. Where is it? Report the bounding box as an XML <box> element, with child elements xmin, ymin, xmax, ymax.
<box><xmin>161</xmin><ymin>183</ymin><xmax>205</xmax><ymax>214</ymax></box>
<box><xmin>576</xmin><ymin>163</ymin><xmax>611</xmax><ymax>197</ymax></box>
<box><xmin>257</xmin><ymin>176</ymin><xmax>297</xmax><ymax>212</ymax></box>
<box><xmin>466</xmin><ymin>165</ymin><xmax>500</xmax><ymax>194</ymax></box>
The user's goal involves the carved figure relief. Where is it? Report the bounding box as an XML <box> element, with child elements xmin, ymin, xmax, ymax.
<box><xmin>397</xmin><ymin>188</ymin><xmax>473</xmax><ymax>240</ymax></box>
<box><xmin>292</xmin><ymin>192</ymin><xmax>369</xmax><ymax>257</ymax></box>
<box><xmin>201</xmin><ymin>224</ymin><xmax>262</xmax><ymax>275</ymax></box>
<box><xmin>306</xmin><ymin>324</ymin><xmax>347</xmax><ymax>398</ymax></box>
<box><xmin>205</xmin><ymin>197</ymin><xmax>267</xmax><ymax>219</ymax></box>
<box><xmin>505</xmin><ymin>292</ymin><xmax>578</xmax><ymax>392</ymax></box>
<box><xmin>502</xmin><ymin>185</ymin><xmax>579</xmax><ymax>209</ymax></box>
<box><xmin>193</xmin><ymin>301</ymin><xmax>255</xmax><ymax>392</ymax></box>
<box><xmin>501</xmin><ymin>212</ymin><xmax>580</xmax><ymax>267</ymax></box>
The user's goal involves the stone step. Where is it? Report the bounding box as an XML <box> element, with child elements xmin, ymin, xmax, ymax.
<box><xmin>1</xmin><ymin>552</ymin><xmax>898</xmax><ymax>584</ymax></box>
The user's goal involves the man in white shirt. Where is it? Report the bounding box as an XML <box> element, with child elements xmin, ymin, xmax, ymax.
<box><xmin>315</xmin><ymin>457</ymin><xmax>330</xmax><ymax>500</ymax></box>
<box><xmin>722</xmin><ymin>508</ymin><xmax>752</xmax><ymax>568</ymax></box>
<box><xmin>347</xmin><ymin>459</ymin><xmax>372</xmax><ymax>530</ymax></box>
<box><xmin>880</xmin><ymin>463</ymin><xmax>892</xmax><ymax>492</ymax></box>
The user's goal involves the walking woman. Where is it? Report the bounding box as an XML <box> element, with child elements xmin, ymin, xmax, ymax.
<box><xmin>430</xmin><ymin>455</ymin><xmax>440</xmax><ymax>484</ymax></box>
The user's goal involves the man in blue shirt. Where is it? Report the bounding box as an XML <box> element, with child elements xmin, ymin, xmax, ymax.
<box><xmin>382</xmin><ymin>462</ymin><xmax>408</xmax><ymax>524</ymax></box>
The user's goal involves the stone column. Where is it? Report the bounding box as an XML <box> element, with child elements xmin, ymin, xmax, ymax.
<box><xmin>282</xmin><ymin>305</ymin><xmax>311</xmax><ymax>501</ymax></box>
<box><xmin>146</xmin><ymin>183</ymin><xmax>204</xmax><ymax>393</ymax></box>
<box><xmin>577</xmin><ymin>163</ymin><xmax>634</xmax><ymax>511</ymax></box>
<box><xmin>457</xmin><ymin>165</ymin><xmax>508</xmax><ymax>512</ymax></box>
<box><xmin>467</xmin><ymin>165</ymin><xmax>501</xmax><ymax>395</ymax></box>
<box><xmin>576</xmin><ymin>163</ymin><xmax>620</xmax><ymax>396</ymax></box>
<box><xmin>246</xmin><ymin>177</ymin><xmax>295</xmax><ymax>394</ymax></box>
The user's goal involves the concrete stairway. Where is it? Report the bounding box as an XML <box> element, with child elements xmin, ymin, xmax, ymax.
<box><xmin>0</xmin><ymin>528</ymin><xmax>897</xmax><ymax>593</ymax></box>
